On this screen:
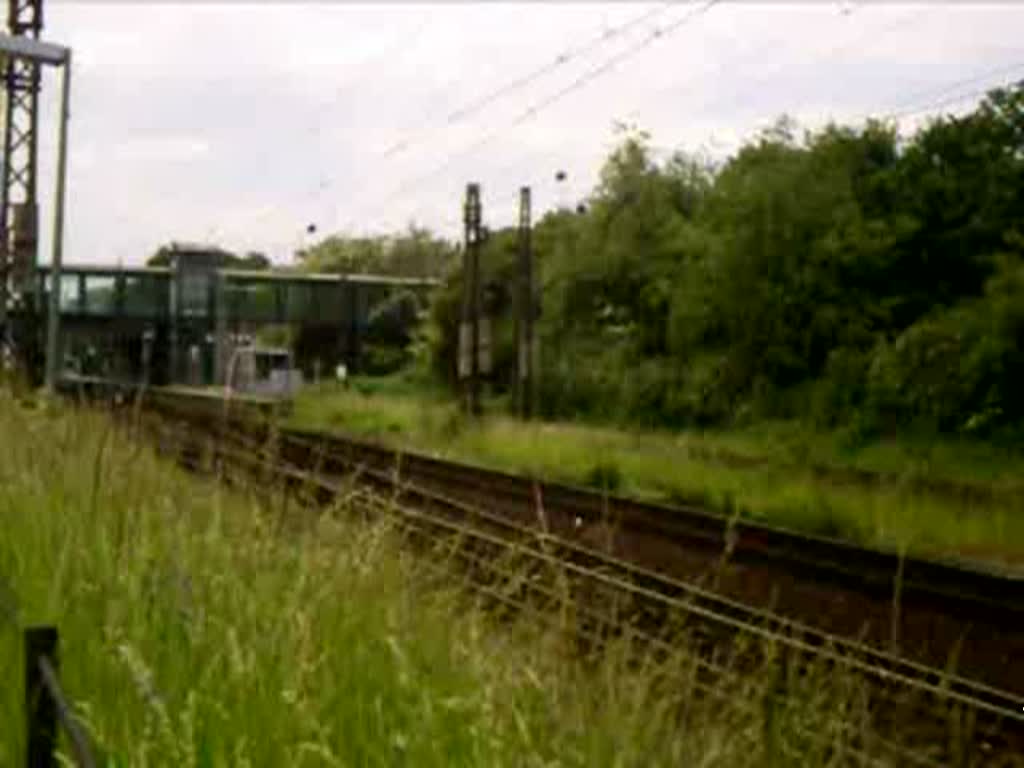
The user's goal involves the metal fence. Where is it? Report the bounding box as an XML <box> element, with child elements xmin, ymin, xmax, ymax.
<box><xmin>2</xmin><ymin>572</ymin><xmax>97</xmax><ymax>767</ymax></box>
<box><xmin>25</xmin><ymin>626</ymin><xmax>97</xmax><ymax>768</ymax></box>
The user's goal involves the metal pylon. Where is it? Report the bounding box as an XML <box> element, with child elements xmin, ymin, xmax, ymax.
<box><xmin>0</xmin><ymin>0</ymin><xmax>42</xmax><ymax>379</ymax></box>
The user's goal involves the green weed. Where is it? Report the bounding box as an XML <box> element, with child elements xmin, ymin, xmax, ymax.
<box><xmin>0</xmin><ymin>392</ymin><xmax>935</xmax><ymax>766</ymax></box>
<box><xmin>290</xmin><ymin>383</ymin><xmax>1024</xmax><ymax>567</ymax></box>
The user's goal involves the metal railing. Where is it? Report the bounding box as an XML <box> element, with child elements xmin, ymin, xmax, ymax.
<box><xmin>5</xmin><ymin>572</ymin><xmax>96</xmax><ymax>765</ymax></box>
<box><xmin>24</xmin><ymin>625</ymin><xmax>97</xmax><ymax>768</ymax></box>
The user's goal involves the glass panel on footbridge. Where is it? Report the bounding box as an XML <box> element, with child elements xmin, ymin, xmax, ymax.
<box><xmin>82</xmin><ymin>275</ymin><xmax>116</xmax><ymax>316</ymax></box>
<box><xmin>286</xmin><ymin>283</ymin><xmax>312</xmax><ymax>323</ymax></box>
<box><xmin>311</xmin><ymin>281</ymin><xmax>346</xmax><ymax>324</ymax></box>
<box><xmin>58</xmin><ymin>275</ymin><xmax>80</xmax><ymax>313</ymax></box>
<box><xmin>123</xmin><ymin>275</ymin><xmax>169</xmax><ymax>318</ymax></box>
<box><xmin>181</xmin><ymin>273</ymin><xmax>210</xmax><ymax>318</ymax></box>
<box><xmin>229</xmin><ymin>280</ymin><xmax>280</xmax><ymax>324</ymax></box>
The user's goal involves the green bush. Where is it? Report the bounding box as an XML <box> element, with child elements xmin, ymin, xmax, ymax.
<box><xmin>808</xmin><ymin>346</ymin><xmax>873</xmax><ymax>427</ymax></box>
<box><xmin>863</xmin><ymin>315</ymin><xmax>973</xmax><ymax>433</ymax></box>
<box><xmin>859</xmin><ymin>256</ymin><xmax>1024</xmax><ymax>435</ymax></box>
<box><xmin>584</xmin><ymin>459</ymin><xmax>622</xmax><ymax>492</ymax></box>
<box><xmin>415</xmin><ymin>84</ymin><xmax>1024</xmax><ymax>439</ymax></box>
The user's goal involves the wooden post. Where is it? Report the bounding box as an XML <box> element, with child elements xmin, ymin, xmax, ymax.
<box><xmin>25</xmin><ymin>625</ymin><xmax>57</xmax><ymax>768</ymax></box>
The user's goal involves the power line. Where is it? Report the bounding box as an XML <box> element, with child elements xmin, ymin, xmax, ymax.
<box><xmin>336</xmin><ymin>2</ymin><xmax>900</xmax><ymax>234</ymax></box>
<box><xmin>349</xmin><ymin>5</ymin><xmax>1018</xmax><ymax>238</ymax></box>
<box><xmin>448</xmin><ymin>5</ymin><xmax>673</xmax><ymax>125</ymax></box>
<box><xmin>397</xmin><ymin>71</ymin><xmax>1024</xmax><ymax>243</ymax></box>
<box><xmin>716</xmin><ymin>60</ymin><xmax>1024</xmax><ymax>170</ymax></box>
<box><xmin>883</xmin><ymin>59</ymin><xmax>1024</xmax><ymax>121</ymax></box>
<box><xmin>321</xmin><ymin>8</ymin><xmax>666</xmax><ymax>232</ymax></box>
<box><xmin>377</xmin><ymin>3</ymin><xmax>678</xmax><ymax>161</ymax></box>
<box><xmin>815</xmin><ymin>58</ymin><xmax>1024</xmax><ymax>132</ymax></box>
<box><xmin>358</xmin><ymin>0</ymin><xmax>718</xmax><ymax>221</ymax></box>
<box><xmin>891</xmin><ymin>76</ymin><xmax>1024</xmax><ymax>123</ymax></box>
<box><xmin>510</xmin><ymin>1</ymin><xmax>719</xmax><ymax>131</ymax></box>
<box><xmin>632</xmin><ymin>3</ymin><xmax>924</xmax><ymax>127</ymax></box>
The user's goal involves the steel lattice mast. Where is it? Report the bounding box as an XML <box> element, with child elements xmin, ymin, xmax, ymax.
<box><xmin>0</xmin><ymin>0</ymin><xmax>42</xmax><ymax>379</ymax></box>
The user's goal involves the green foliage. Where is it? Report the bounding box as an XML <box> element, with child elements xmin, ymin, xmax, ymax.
<box><xmin>254</xmin><ymin>323</ymin><xmax>293</xmax><ymax>349</ymax></box>
<box><xmin>296</xmin><ymin>224</ymin><xmax>457</xmax><ymax>278</ymax></box>
<box><xmin>289</xmin><ymin>385</ymin><xmax>1024</xmax><ymax>564</ymax></box>
<box><xmin>147</xmin><ymin>245</ymin><xmax>270</xmax><ymax>269</ymax></box>
<box><xmin>416</xmin><ymin>81</ymin><xmax>1024</xmax><ymax>438</ymax></box>
<box><xmin>4</xmin><ymin>397</ymin><xmax>914</xmax><ymax>765</ymax></box>
<box><xmin>361</xmin><ymin>342</ymin><xmax>410</xmax><ymax>376</ymax></box>
<box><xmin>862</xmin><ymin>256</ymin><xmax>1024</xmax><ymax>436</ymax></box>
<box><xmin>584</xmin><ymin>459</ymin><xmax>622</xmax><ymax>493</ymax></box>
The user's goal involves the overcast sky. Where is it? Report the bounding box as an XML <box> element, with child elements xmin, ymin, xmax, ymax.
<box><xmin>28</xmin><ymin>1</ymin><xmax>1024</xmax><ymax>267</ymax></box>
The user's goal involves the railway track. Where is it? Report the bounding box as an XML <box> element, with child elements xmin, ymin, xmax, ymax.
<box><xmin>142</xmin><ymin>390</ymin><xmax>1024</xmax><ymax>692</ymax></box>
<box><xmin>56</xmin><ymin>381</ymin><xmax>1024</xmax><ymax>763</ymax></box>
<box><xmin>139</xmin><ymin>414</ymin><xmax>1017</xmax><ymax>765</ymax></box>
<box><xmin>124</xmin><ymin>389</ymin><xmax>1024</xmax><ymax>764</ymax></box>
<box><xmin>283</xmin><ymin>428</ymin><xmax>1024</xmax><ymax>688</ymax></box>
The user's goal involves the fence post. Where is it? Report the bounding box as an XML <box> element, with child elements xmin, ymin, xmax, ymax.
<box><xmin>25</xmin><ymin>625</ymin><xmax>58</xmax><ymax>768</ymax></box>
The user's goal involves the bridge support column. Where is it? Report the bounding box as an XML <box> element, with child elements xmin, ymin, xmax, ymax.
<box><xmin>43</xmin><ymin>48</ymin><xmax>71</xmax><ymax>393</ymax></box>
<box><xmin>213</xmin><ymin>272</ymin><xmax>227</xmax><ymax>386</ymax></box>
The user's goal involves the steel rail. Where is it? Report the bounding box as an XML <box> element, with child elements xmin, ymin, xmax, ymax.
<box><xmin>284</xmin><ymin>422</ymin><xmax>1024</xmax><ymax>585</ymax></box>
<box><xmin>199</xmin><ymin>414</ymin><xmax>1024</xmax><ymax>718</ymax></box>
<box><xmin>385</xmin><ymin>514</ymin><xmax>947</xmax><ymax>768</ymax></box>
<box><xmin>90</xmin><ymin>395</ymin><xmax>1023</xmax><ymax>765</ymax></box>
<box><xmin>263</xmin><ymin>421</ymin><xmax>1024</xmax><ymax>697</ymax></box>
<box><xmin>159</xmin><ymin>421</ymin><xmax>941</xmax><ymax>768</ymax></box>
<box><xmin>159</xmin><ymin>411</ymin><xmax>1024</xmax><ymax>716</ymax></box>
<box><xmin>149</xmin><ymin>413</ymin><xmax>1024</xmax><ymax>749</ymax></box>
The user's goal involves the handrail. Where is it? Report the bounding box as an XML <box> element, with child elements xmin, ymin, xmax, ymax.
<box><xmin>24</xmin><ymin>626</ymin><xmax>97</xmax><ymax>768</ymax></box>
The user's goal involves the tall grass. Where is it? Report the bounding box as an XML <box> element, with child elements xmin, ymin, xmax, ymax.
<box><xmin>0</xmin><ymin>393</ymin><xmax>948</xmax><ymax>765</ymax></box>
<box><xmin>290</xmin><ymin>384</ymin><xmax>1024</xmax><ymax>568</ymax></box>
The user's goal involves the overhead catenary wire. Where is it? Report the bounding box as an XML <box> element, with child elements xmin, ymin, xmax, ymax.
<box><xmin>368</xmin><ymin>2</ymin><xmax>926</xmax><ymax>234</ymax></box>
<box><xmin>726</xmin><ymin>56</ymin><xmax>1024</xmax><ymax>156</ymax></box>
<box><xmin>882</xmin><ymin>61</ymin><xmax>1024</xmax><ymax>122</ymax></box>
<box><xmin>354</xmin><ymin>0</ymin><xmax>719</xmax><ymax>225</ymax></box>
<box><xmin>625</xmin><ymin>1</ymin><xmax>924</xmax><ymax>126</ymax></box>
<box><xmin>617</xmin><ymin>2</ymin><xmax>929</xmax><ymax>164</ymax></box>
<box><xmin>382</xmin><ymin>60</ymin><xmax>1024</xmax><ymax>249</ymax></box>
<box><xmin>374</xmin><ymin>72</ymin><xmax>1024</xmax><ymax>247</ymax></box>
<box><xmin>338</xmin><ymin>5</ymin><xmax>1020</xmax><ymax>242</ymax></box>
<box><xmin>377</xmin><ymin>2</ymin><xmax>679</xmax><ymax>161</ymax></box>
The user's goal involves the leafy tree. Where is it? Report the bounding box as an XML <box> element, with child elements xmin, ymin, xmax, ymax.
<box><xmin>415</xmin><ymin>82</ymin><xmax>1024</xmax><ymax>435</ymax></box>
<box><xmin>296</xmin><ymin>225</ymin><xmax>457</xmax><ymax>278</ymax></box>
<box><xmin>146</xmin><ymin>244</ymin><xmax>271</xmax><ymax>270</ymax></box>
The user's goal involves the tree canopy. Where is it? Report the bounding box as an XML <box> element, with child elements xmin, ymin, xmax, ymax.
<box><xmin>146</xmin><ymin>245</ymin><xmax>271</xmax><ymax>270</ymax></box>
<box><xmin>295</xmin><ymin>224</ymin><xmax>457</xmax><ymax>278</ymax></box>
<box><xmin>421</xmin><ymin>82</ymin><xmax>1024</xmax><ymax>438</ymax></box>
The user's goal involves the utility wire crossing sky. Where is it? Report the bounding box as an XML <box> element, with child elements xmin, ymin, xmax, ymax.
<box><xmin>26</xmin><ymin>2</ymin><xmax>1024</xmax><ymax>267</ymax></box>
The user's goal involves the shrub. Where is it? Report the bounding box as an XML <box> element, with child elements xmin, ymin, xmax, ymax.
<box><xmin>862</xmin><ymin>256</ymin><xmax>1024</xmax><ymax>435</ymax></box>
<box><xmin>584</xmin><ymin>459</ymin><xmax>622</xmax><ymax>492</ymax></box>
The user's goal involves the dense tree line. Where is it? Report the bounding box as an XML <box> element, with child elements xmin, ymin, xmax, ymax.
<box><xmin>296</xmin><ymin>225</ymin><xmax>457</xmax><ymax>278</ymax></box>
<box><xmin>147</xmin><ymin>245</ymin><xmax>273</xmax><ymax>270</ymax></box>
<box><xmin>421</xmin><ymin>83</ymin><xmax>1024</xmax><ymax>438</ymax></box>
<box><xmin>295</xmin><ymin>226</ymin><xmax>459</xmax><ymax>373</ymax></box>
